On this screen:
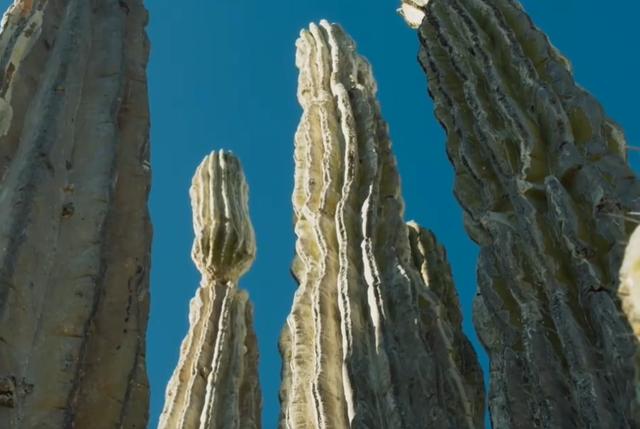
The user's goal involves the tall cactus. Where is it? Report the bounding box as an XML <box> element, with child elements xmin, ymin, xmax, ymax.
<box><xmin>278</xmin><ymin>20</ymin><xmax>484</xmax><ymax>429</ymax></box>
<box><xmin>0</xmin><ymin>0</ymin><xmax>151</xmax><ymax>427</ymax></box>
<box><xmin>159</xmin><ymin>151</ymin><xmax>261</xmax><ymax>429</ymax></box>
<box><xmin>402</xmin><ymin>0</ymin><xmax>640</xmax><ymax>427</ymax></box>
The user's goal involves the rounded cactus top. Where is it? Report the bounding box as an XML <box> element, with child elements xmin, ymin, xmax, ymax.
<box><xmin>190</xmin><ymin>150</ymin><xmax>256</xmax><ymax>282</ymax></box>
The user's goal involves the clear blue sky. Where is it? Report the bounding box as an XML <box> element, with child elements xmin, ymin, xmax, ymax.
<box><xmin>0</xmin><ymin>0</ymin><xmax>633</xmax><ymax>427</ymax></box>
<box><xmin>146</xmin><ymin>1</ymin><xmax>640</xmax><ymax>427</ymax></box>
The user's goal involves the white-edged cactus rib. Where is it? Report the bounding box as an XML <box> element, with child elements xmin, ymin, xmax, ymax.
<box><xmin>620</xmin><ymin>225</ymin><xmax>640</xmax><ymax>408</ymax></box>
<box><xmin>405</xmin><ymin>0</ymin><xmax>640</xmax><ymax>427</ymax></box>
<box><xmin>159</xmin><ymin>151</ymin><xmax>261</xmax><ymax>429</ymax></box>
<box><xmin>0</xmin><ymin>0</ymin><xmax>151</xmax><ymax>427</ymax></box>
<box><xmin>279</xmin><ymin>20</ymin><xmax>484</xmax><ymax>429</ymax></box>
<box><xmin>621</xmin><ymin>225</ymin><xmax>640</xmax><ymax>344</ymax></box>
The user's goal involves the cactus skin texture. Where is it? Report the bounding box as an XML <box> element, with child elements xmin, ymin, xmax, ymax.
<box><xmin>159</xmin><ymin>151</ymin><xmax>261</xmax><ymax>429</ymax></box>
<box><xmin>0</xmin><ymin>1</ymin><xmax>152</xmax><ymax>428</ymax></box>
<box><xmin>402</xmin><ymin>0</ymin><xmax>640</xmax><ymax>427</ymax></box>
<box><xmin>278</xmin><ymin>20</ymin><xmax>484</xmax><ymax>429</ymax></box>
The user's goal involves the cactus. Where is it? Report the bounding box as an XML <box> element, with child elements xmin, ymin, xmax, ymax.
<box><xmin>278</xmin><ymin>20</ymin><xmax>484</xmax><ymax>429</ymax></box>
<box><xmin>0</xmin><ymin>0</ymin><xmax>151</xmax><ymax>427</ymax></box>
<box><xmin>402</xmin><ymin>0</ymin><xmax>640</xmax><ymax>426</ymax></box>
<box><xmin>159</xmin><ymin>151</ymin><xmax>261</xmax><ymax>429</ymax></box>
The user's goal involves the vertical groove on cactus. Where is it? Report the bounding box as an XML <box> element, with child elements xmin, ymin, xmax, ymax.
<box><xmin>0</xmin><ymin>1</ymin><xmax>152</xmax><ymax>427</ymax></box>
<box><xmin>279</xmin><ymin>20</ymin><xmax>484</xmax><ymax>429</ymax></box>
<box><xmin>402</xmin><ymin>0</ymin><xmax>640</xmax><ymax>426</ymax></box>
<box><xmin>159</xmin><ymin>151</ymin><xmax>261</xmax><ymax>429</ymax></box>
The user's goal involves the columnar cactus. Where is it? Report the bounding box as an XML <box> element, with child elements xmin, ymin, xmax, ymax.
<box><xmin>402</xmin><ymin>0</ymin><xmax>640</xmax><ymax>427</ymax></box>
<box><xmin>278</xmin><ymin>20</ymin><xmax>484</xmax><ymax>429</ymax></box>
<box><xmin>0</xmin><ymin>0</ymin><xmax>151</xmax><ymax>427</ymax></box>
<box><xmin>159</xmin><ymin>151</ymin><xmax>261</xmax><ymax>429</ymax></box>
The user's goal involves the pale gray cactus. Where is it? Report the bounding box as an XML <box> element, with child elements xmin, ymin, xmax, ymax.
<box><xmin>278</xmin><ymin>20</ymin><xmax>484</xmax><ymax>429</ymax></box>
<box><xmin>159</xmin><ymin>151</ymin><xmax>261</xmax><ymax>429</ymax></box>
<box><xmin>0</xmin><ymin>0</ymin><xmax>151</xmax><ymax>427</ymax></box>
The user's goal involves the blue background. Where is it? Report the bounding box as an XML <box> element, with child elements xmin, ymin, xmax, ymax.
<box><xmin>1</xmin><ymin>0</ymin><xmax>636</xmax><ymax>427</ymax></box>
<box><xmin>146</xmin><ymin>1</ymin><xmax>640</xmax><ymax>427</ymax></box>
